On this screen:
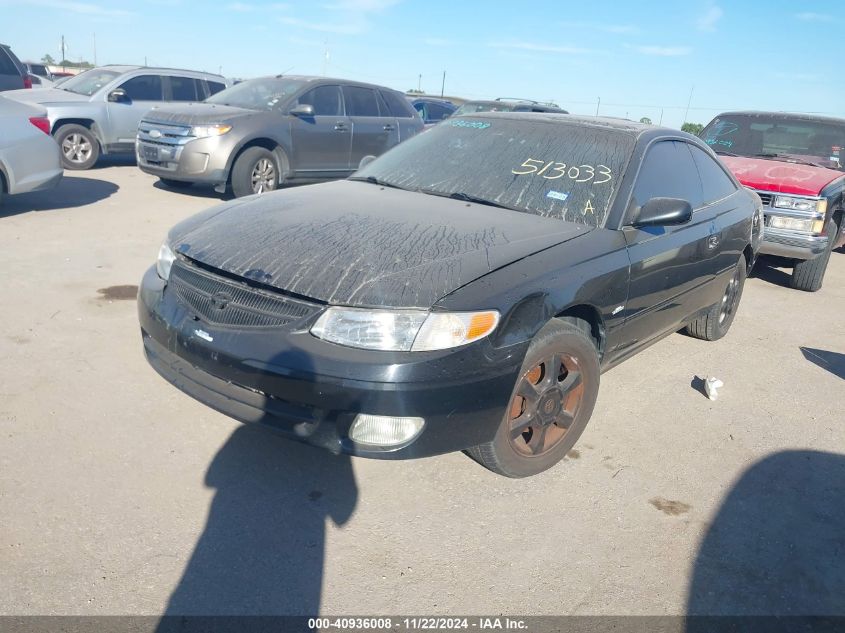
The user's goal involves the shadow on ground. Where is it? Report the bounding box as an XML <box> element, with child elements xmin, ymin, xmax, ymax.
<box><xmin>749</xmin><ymin>256</ymin><xmax>793</xmax><ymax>289</ymax></box>
<box><xmin>152</xmin><ymin>179</ymin><xmax>232</xmax><ymax>201</ymax></box>
<box><xmin>800</xmin><ymin>347</ymin><xmax>845</xmax><ymax>381</ymax></box>
<box><xmin>1</xmin><ymin>176</ymin><xmax>118</xmax><ymax>216</ymax></box>
<box><xmin>686</xmin><ymin>450</ymin><xmax>845</xmax><ymax>622</ymax></box>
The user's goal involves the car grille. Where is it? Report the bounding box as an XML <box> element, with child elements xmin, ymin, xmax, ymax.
<box><xmin>755</xmin><ymin>191</ymin><xmax>774</xmax><ymax>207</ymax></box>
<box><xmin>168</xmin><ymin>260</ymin><xmax>321</xmax><ymax>329</ymax></box>
<box><xmin>137</xmin><ymin>120</ymin><xmax>193</xmax><ymax>147</ymax></box>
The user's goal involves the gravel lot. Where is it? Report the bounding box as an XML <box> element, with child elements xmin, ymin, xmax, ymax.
<box><xmin>1</xmin><ymin>161</ymin><xmax>843</xmax><ymax>617</ymax></box>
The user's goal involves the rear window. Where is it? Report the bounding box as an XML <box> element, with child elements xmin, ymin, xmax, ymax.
<box><xmin>169</xmin><ymin>76</ymin><xmax>199</xmax><ymax>101</ymax></box>
<box><xmin>206</xmin><ymin>80</ymin><xmax>226</xmax><ymax>96</ymax></box>
<box><xmin>355</xmin><ymin>117</ymin><xmax>634</xmax><ymax>227</ymax></box>
<box><xmin>342</xmin><ymin>86</ymin><xmax>379</xmax><ymax>117</ymax></box>
<box><xmin>0</xmin><ymin>48</ymin><xmax>21</xmax><ymax>75</ymax></box>
<box><xmin>380</xmin><ymin>89</ymin><xmax>415</xmax><ymax>118</ymax></box>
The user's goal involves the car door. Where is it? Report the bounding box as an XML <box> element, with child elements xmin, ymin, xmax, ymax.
<box><xmin>289</xmin><ymin>84</ymin><xmax>351</xmax><ymax>175</ymax></box>
<box><xmin>106</xmin><ymin>73</ymin><xmax>164</xmax><ymax>146</ymax></box>
<box><xmin>166</xmin><ymin>75</ymin><xmax>201</xmax><ymax>103</ymax></box>
<box><xmin>621</xmin><ymin>140</ymin><xmax>726</xmax><ymax>344</ymax></box>
<box><xmin>342</xmin><ymin>85</ymin><xmax>398</xmax><ymax>168</ymax></box>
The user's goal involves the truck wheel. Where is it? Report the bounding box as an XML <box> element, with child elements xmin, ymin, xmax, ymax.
<box><xmin>790</xmin><ymin>221</ymin><xmax>837</xmax><ymax>292</ymax></box>
<box><xmin>159</xmin><ymin>178</ymin><xmax>193</xmax><ymax>189</ymax></box>
<box><xmin>466</xmin><ymin>319</ymin><xmax>600</xmax><ymax>478</ymax></box>
<box><xmin>231</xmin><ymin>147</ymin><xmax>281</xmax><ymax>198</ymax></box>
<box><xmin>686</xmin><ymin>255</ymin><xmax>747</xmax><ymax>341</ymax></box>
<box><xmin>54</xmin><ymin>124</ymin><xmax>99</xmax><ymax>170</ymax></box>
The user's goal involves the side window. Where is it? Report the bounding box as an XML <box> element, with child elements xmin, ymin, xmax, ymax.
<box><xmin>169</xmin><ymin>76</ymin><xmax>199</xmax><ymax>102</ymax></box>
<box><xmin>119</xmin><ymin>75</ymin><xmax>163</xmax><ymax>101</ymax></box>
<box><xmin>341</xmin><ymin>86</ymin><xmax>380</xmax><ymax>117</ymax></box>
<box><xmin>380</xmin><ymin>90</ymin><xmax>415</xmax><ymax>118</ymax></box>
<box><xmin>427</xmin><ymin>103</ymin><xmax>450</xmax><ymax>121</ymax></box>
<box><xmin>414</xmin><ymin>102</ymin><xmax>428</xmax><ymax>120</ymax></box>
<box><xmin>0</xmin><ymin>49</ymin><xmax>19</xmax><ymax>75</ymax></box>
<box><xmin>688</xmin><ymin>144</ymin><xmax>737</xmax><ymax>204</ymax></box>
<box><xmin>630</xmin><ymin>140</ymin><xmax>704</xmax><ymax>218</ymax></box>
<box><xmin>206</xmin><ymin>80</ymin><xmax>226</xmax><ymax>96</ymax></box>
<box><xmin>297</xmin><ymin>85</ymin><xmax>342</xmax><ymax>116</ymax></box>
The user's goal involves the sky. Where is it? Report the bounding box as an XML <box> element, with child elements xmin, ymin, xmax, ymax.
<box><xmin>3</xmin><ymin>0</ymin><xmax>844</xmax><ymax>128</ymax></box>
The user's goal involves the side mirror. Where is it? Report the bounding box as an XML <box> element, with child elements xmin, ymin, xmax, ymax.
<box><xmin>633</xmin><ymin>197</ymin><xmax>693</xmax><ymax>228</ymax></box>
<box><xmin>289</xmin><ymin>103</ymin><xmax>315</xmax><ymax>117</ymax></box>
<box><xmin>358</xmin><ymin>155</ymin><xmax>377</xmax><ymax>170</ymax></box>
<box><xmin>108</xmin><ymin>88</ymin><xmax>128</xmax><ymax>103</ymax></box>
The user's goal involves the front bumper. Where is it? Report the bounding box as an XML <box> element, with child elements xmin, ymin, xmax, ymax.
<box><xmin>136</xmin><ymin>134</ymin><xmax>231</xmax><ymax>185</ymax></box>
<box><xmin>759</xmin><ymin>227</ymin><xmax>829</xmax><ymax>260</ymax></box>
<box><xmin>137</xmin><ymin>266</ymin><xmax>525</xmax><ymax>459</ymax></box>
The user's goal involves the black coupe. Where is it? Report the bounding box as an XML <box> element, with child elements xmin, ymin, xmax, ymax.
<box><xmin>138</xmin><ymin>114</ymin><xmax>763</xmax><ymax>477</ymax></box>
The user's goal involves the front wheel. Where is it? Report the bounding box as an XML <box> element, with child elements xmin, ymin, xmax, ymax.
<box><xmin>54</xmin><ymin>123</ymin><xmax>100</xmax><ymax>170</ymax></box>
<box><xmin>231</xmin><ymin>147</ymin><xmax>281</xmax><ymax>198</ymax></box>
<box><xmin>685</xmin><ymin>255</ymin><xmax>747</xmax><ymax>341</ymax></box>
<box><xmin>790</xmin><ymin>220</ymin><xmax>837</xmax><ymax>292</ymax></box>
<box><xmin>466</xmin><ymin>319</ymin><xmax>600</xmax><ymax>478</ymax></box>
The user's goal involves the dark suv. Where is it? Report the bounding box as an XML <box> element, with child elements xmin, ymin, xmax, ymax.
<box><xmin>137</xmin><ymin>75</ymin><xmax>424</xmax><ymax>197</ymax></box>
<box><xmin>0</xmin><ymin>43</ymin><xmax>28</xmax><ymax>91</ymax></box>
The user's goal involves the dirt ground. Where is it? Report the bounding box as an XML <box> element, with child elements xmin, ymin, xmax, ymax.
<box><xmin>1</xmin><ymin>161</ymin><xmax>843</xmax><ymax>616</ymax></box>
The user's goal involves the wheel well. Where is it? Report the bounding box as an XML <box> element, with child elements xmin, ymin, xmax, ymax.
<box><xmin>52</xmin><ymin>119</ymin><xmax>102</xmax><ymax>149</ymax></box>
<box><xmin>228</xmin><ymin>139</ymin><xmax>289</xmax><ymax>183</ymax></box>
<box><xmin>0</xmin><ymin>167</ymin><xmax>7</xmax><ymax>194</ymax></box>
<box><xmin>555</xmin><ymin>305</ymin><xmax>605</xmax><ymax>358</ymax></box>
<box><xmin>742</xmin><ymin>245</ymin><xmax>754</xmax><ymax>272</ymax></box>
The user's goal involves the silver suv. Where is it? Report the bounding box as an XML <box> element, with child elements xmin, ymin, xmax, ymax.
<box><xmin>3</xmin><ymin>65</ymin><xmax>229</xmax><ymax>169</ymax></box>
<box><xmin>136</xmin><ymin>75</ymin><xmax>423</xmax><ymax>197</ymax></box>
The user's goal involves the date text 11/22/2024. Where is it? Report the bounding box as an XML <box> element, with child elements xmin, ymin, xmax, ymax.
<box><xmin>307</xmin><ymin>617</ymin><xmax>529</xmax><ymax>630</ymax></box>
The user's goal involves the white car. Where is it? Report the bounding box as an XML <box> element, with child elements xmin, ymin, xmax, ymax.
<box><xmin>0</xmin><ymin>96</ymin><xmax>62</xmax><ymax>205</ymax></box>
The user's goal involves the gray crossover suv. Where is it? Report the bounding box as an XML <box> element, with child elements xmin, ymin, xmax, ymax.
<box><xmin>3</xmin><ymin>65</ymin><xmax>229</xmax><ymax>169</ymax></box>
<box><xmin>136</xmin><ymin>75</ymin><xmax>423</xmax><ymax>197</ymax></box>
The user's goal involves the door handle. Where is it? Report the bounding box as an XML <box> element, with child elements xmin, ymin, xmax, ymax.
<box><xmin>334</xmin><ymin>122</ymin><xmax>348</xmax><ymax>132</ymax></box>
<box><xmin>383</xmin><ymin>124</ymin><xmax>395</xmax><ymax>131</ymax></box>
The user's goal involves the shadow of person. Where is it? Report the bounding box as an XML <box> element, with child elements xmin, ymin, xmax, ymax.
<box><xmin>686</xmin><ymin>450</ymin><xmax>845</xmax><ymax>624</ymax></box>
<box><xmin>159</xmin><ymin>347</ymin><xmax>358</xmax><ymax>617</ymax></box>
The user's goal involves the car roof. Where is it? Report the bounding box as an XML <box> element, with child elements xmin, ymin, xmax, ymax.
<box><xmin>408</xmin><ymin>96</ymin><xmax>453</xmax><ymax>104</ymax></box>
<box><xmin>714</xmin><ymin>110</ymin><xmax>845</xmax><ymax>126</ymax></box>
<box><xmin>463</xmin><ymin>111</ymin><xmax>691</xmax><ymax>139</ymax></box>
<box><xmin>94</xmin><ymin>64</ymin><xmax>226</xmax><ymax>79</ymax></box>
<box><xmin>248</xmin><ymin>74</ymin><xmax>402</xmax><ymax>92</ymax></box>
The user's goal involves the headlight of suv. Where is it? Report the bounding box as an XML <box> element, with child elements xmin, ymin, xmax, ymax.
<box><xmin>189</xmin><ymin>123</ymin><xmax>232</xmax><ymax>139</ymax></box>
<box><xmin>768</xmin><ymin>216</ymin><xmax>826</xmax><ymax>234</ymax></box>
<box><xmin>156</xmin><ymin>242</ymin><xmax>176</xmax><ymax>281</ymax></box>
<box><xmin>773</xmin><ymin>195</ymin><xmax>824</xmax><ymax>213</ymax></box>
<box><xmin>310</xmin><ymin>307</ymin><xmax>500</xmax><ymax>351</ymax></box>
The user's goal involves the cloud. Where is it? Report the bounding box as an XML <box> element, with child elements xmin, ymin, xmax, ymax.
<box><xmin>697</xmin><ymin>4</ymin><xmax>723</xmax><ymax>31</ymax></box>
<box><xmin>634</xmin><ymin>45</ymin><xmax>692</xmax><ymax>56</ymax></box>
<box><xmin>794</xmin><ymin>12</ymin><xmax>835</xmax><ymax>22</ymax></box>
<box><xmin>22</xmin><ymin>0</ymin><xmax>134</xmax><ymax>17</ymax></box>
<box><xmin>280</xmin><ymin>15</ymin><xmax>365</xmax><ymax>34</ymax></box>
<box><xmin>490</xmin><ymin>41</ymin><xmax>597</xmax><ymax>55</ymax></box>
<box><xmin>559</xmin><ymin>20</ymin><xmax>639</xmax><ymax>35</ymax></box>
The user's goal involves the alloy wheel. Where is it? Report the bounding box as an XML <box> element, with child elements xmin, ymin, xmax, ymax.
<box><xmin>251</xmin><ymin>158</ymin><xmax>277</xmax><ymax>194</ymax></box>
<box><xmin>61</xmin><ymin>133</ymin><xmax>92</xmax><ymax>164</ymax></box>
<box><xmin>719</xmin><ymin>267</ymin><xmax>741</xmax><ymax>324</ymax></box>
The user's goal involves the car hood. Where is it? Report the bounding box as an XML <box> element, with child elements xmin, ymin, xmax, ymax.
<box><xmin>1</xmin><ymin>88</ymin><xmax>90</xmax><ymax>105</ymax></box>
<box><xmin>169</xmin><ymin>180</ymin><xmax>592</xmax><ymax>309</ymax></box>
<box><xmin>721</xmin><ymin>155</ymin><xmax>845</xmax><ymax>196</ymax></box>
<box><xmin>141</xmin><ymin>102</ymin><xmax>259</xmax><ymax>125</ymax></box>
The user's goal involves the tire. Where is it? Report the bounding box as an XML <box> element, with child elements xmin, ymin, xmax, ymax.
<box><xmin>54</xmin><ymin>123</ymin><xmax>99</xmax><ymax>170</ymax></box>
<box><xmin>685</xmin><ymin>255</ymin><xmax>747</xmax><ymax>341</ymax></box>
<box><xmin>159</xmin><ymin>178</ymin><xmax>193</xmax><ymax>189</ymax></box>
<box><xmin>790</xmin><ymin>220</ymin><xmax>837</xmax><ymax>292</ymax></box>
<box><xmin>231</xmin><ymin>147</ymin><xmax>281</xmax><ymax>198</ymax></box>
<box><xmin>466</xmin><ymin>319</ymin><xmax>600</xmax><ymax>478</ymax></box>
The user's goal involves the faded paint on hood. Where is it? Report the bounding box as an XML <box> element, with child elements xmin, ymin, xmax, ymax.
<box><xmin>721</xmin><ymin>155</ymin><xmax>844</xmax><ymax>196</ymax></box>
<box><xmin>142</xmin><ymin>102</ymin><xmax>258</xmax><ymax>126</ymax></box>
<box><xmin>170</xmin><ymin>180</ymin><xmax>591</xmax><ymax>309</ymax></box>
<box><xmin>1</xmin><ymin>88</ymin><xmax>90</xmax><ymax>105</ymax></box>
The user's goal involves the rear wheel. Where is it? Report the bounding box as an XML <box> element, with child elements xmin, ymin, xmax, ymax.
<box><xmin>685</xmin><ymin>255</ymin><xmax>747</xmax><ymax>341</ymax></box>
<box><xmin>790</xmin><ymin>220</ymin><xmax>837</xmax><ymax>292</ymax></box>
<box><xmin>231</xmin><ymin>147</ymin><xmax>281</xmax><ymax>198</ymax></box>
<box><xmin>466</xmin><ymin>319</ymin><xmax>600</xmax><ymax>478</ymax></box>
<box><xmin>54</xmin><ymin>123</ymin><xmax>99</xmax><ymax>170</ymax></box>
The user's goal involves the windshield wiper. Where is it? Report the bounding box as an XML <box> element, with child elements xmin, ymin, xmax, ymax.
<box><xmin>755</xmin><ymin>153</ymin><xmax>827</xmax><ymax>168</ymax></box>
<box><xmin>714</xmin><ymin>150</ymin><xmax>738</xmax><ymax>156</ymax></box>
<box><xmin>416</xmin><ymin>189</ymin><xmax>521</xmax><ymax>211</ymax></box>
<box><xmin>349</xmin><ymin>175</ymin><xmax>408</xmax><ymax>190</ymax></box>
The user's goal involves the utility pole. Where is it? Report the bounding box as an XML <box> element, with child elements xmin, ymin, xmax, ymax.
<box><xmin>440</xmin><ymin>71</ymin><xmax>446</xmax><ymax>98</ymax></box>
<box><xmin>683</xmin><ymin>86</ymin><xmax>695</xmax><ymax>125</ymax></box>
<box><xmin>595</xmin><ymin>96</ymin><xmax>601</xmax><ymax>116</ymax></box>
<box><xmin>659</xmin><ymin>108</ymin><xmax>664</xmax><ymax>125</ymax></box>
<box><xmin>92</xmin><ymin>33</ymin><xmax>96</xmax><ymax>66</ymax></box>
<box><xmin>61</xmin><ymin>35</ymin><xmax>66</xmax><ymax>71</ymax></box>
<box><xmin>418</xmin><ymin>74</ymin><xmax>422</xmax><ymax>92</ymax></box>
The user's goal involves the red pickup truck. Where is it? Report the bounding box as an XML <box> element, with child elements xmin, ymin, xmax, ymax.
<box><xmin>700</xmin><ymin>111</ymin><xmax>844</xmax><ymax>291</ymax></box>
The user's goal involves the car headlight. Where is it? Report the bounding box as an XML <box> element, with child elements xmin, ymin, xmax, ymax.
<box><xmin>189</xmin><ymin>123</ymin><xmax>232</xmax><ymax>138</ymax></box>
<box><xmin>310</xmin><ymin>307</ymin><xmax>500</xmax><ymax>351</ymax></box>
<box><xmin>768</xmin><ymin>216</ymin><xmax>825</xmax><ymax>234</ymax></box>
<box><xmin>156</xmin><ymin>242</ymin><xmax>176</xmax><ymax>281</ymax></box>
<box><xmin>773</xmin><ymin>195</ymin><xmax>824</xmax><ymax>213</ymax></box>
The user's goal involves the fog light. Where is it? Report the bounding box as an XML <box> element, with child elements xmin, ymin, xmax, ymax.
<box><xmin>349</xmin><ymin>414</ymin><xmax>425</xmax><ymax>447</ymax></box>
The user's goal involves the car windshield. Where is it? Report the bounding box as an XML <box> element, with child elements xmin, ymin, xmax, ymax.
<box><xmin>60</xmin><ymin>69</ymin><xmax>120</xmax><ymax>96</ymax></box>
<box><xmin>701</xmin><ymin>114</ymin><xmax>845</xmax><ymax>171</ymax></box>
<box><xmin>453</xmin><ymin>102</ymin><xmax>517</xmax><ymax>116</ymax></box>
<box><xmin>353</xmin><ymin>116</ymin><xmax>634</xmax><ymax>228</ymax></box>
<box><xmin>205</xmin><ymin>77</ymin><xmax>305</xmax><ymax>111</ymax></box>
